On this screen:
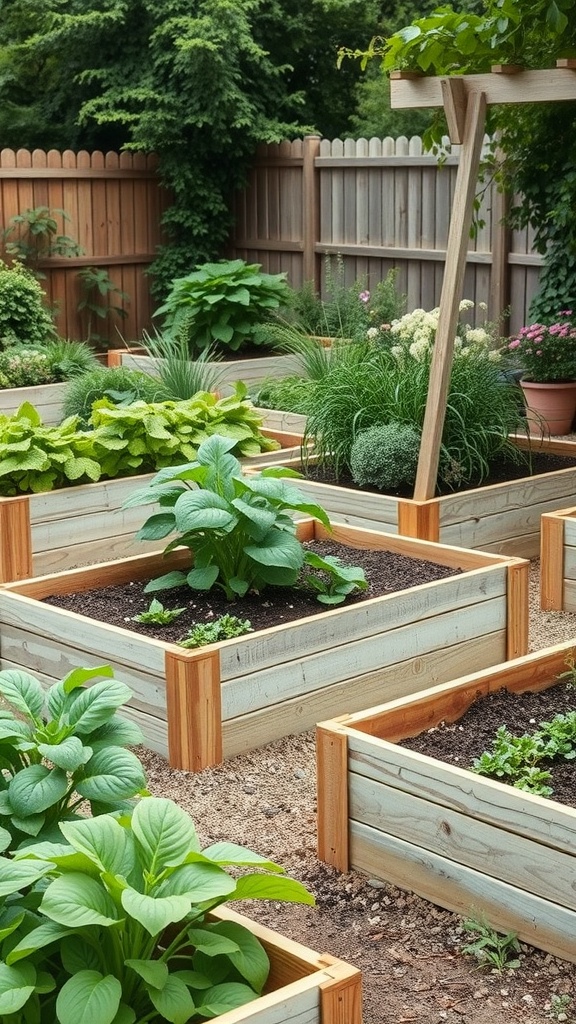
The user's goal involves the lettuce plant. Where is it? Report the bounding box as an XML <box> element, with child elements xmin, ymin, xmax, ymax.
<box><xmin>3</xmin><ymin>798</ymin><xmax>314</xmax><ymax>1023</ymax></box>
<box><xmin>126</xmin><ymin>434</ymin><xmax>366</xmax><ymax>603</ymax></box>
<box><xmin>0</xmin><ymin>665</ymin><xmax>147</xmax><ymax>851</ymax></box>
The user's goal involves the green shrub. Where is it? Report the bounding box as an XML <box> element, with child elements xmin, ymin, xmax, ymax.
<box><xmin>154</xmin><ymin>259</ymin><xmax>290</xmax><ymax>356</ymax></box>
<box><xmin>61</xmin><ymin>365</ymin><xmax>168</xmax><ymax>423</ymax></box>
<box><xmin>0</xmin><ymin>260</ymin><xmax>57</xmax><ymax>348</ymax></box>
<box><xmin>41</xmin><ymin>338</ymin><xmax>100</xmax><ymax>380</ymax></box>
<box><xmin>350</xmin><ymin>423</ymin><xmax>421</xmax><ymax>490</ymax></box>
<box><xmin>0</xmin><ymin>347</ymin><xmax>54</xmax><ymax>388</ymax></box>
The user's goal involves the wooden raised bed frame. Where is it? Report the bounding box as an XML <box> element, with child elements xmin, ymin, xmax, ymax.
<box><xmin>0</xmin><ymin>381</ymin><xmax>68</xmax><ymax>425</ymax></box>
<box><xmin>0</xmin><ymin>422</ymin><xmax>305</xmax><ymax>583</ymax></box>
<box><xmin>194</xmin><ymin>906</ymin><xmax>361</xmax><ymax>1023</ymax></box>
<box><xmin>540</xmin><ymin>505</ymin><xmax>576</xmax><ymax>612</ymax></box>
<box><xmin>317</xmin><ymin>639</ymin><xmax>576</xmax><ymax>963</ymax></box>
<box><xmin>0</xmin><ymin>521</ymin><xmax>528</xmax><ymax>772</ymax></box>
<box><xmin>254</xmin><ymin>435</ymin><xmax>576</xmax><ymax>558</ymax></box>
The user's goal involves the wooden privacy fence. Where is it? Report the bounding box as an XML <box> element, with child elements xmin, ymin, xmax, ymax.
<box><xmin>229</xmin><ymin>135</ymin><xmax>542</xmax><ymax>334</ymax></box>
<box><xmin>0</xmin><ymin>149</ymin><xmax>170</xmax><ymax>343</ymax></box>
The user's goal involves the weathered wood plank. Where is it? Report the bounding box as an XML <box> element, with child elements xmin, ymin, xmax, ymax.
<box><xmin>224</xmin><ymin>630</ymin><xmax>505</xmax><ymax>758</ymax></box>
<box><xmin>349</xmin><ymin>821</ymin><xmax>576</xmax><ymax>963</ymax></box>
<box><xmin>0</xmin><ymin>382</ymin><xmax>67</xmax><ymax>424</ymax></box>
<box><xmin>349</xmin><ymin>771</ymin><xmax>576</xmax><ymax>909</ymax></box>
<box><xmin>120</xmin><ymin>352</ymin><xmax>301</xmax><ymax>394</ymax></box>
<box><xmin>347</xmin><ymin>731</ymin><xmax>576</xmax><ymax>856</ymax></box>
<box><xmin>540</xmin><ymin>512</ymin><xmax>567</xmax><ymax>610</ymax></box>
<box><xmin>317</xmin><ymin>725</ymin><xmax>349</xmax><ymax>871</ymax></box>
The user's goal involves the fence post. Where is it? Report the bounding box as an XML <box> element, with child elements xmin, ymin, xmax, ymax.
<box><xmin>302</xmin><ymin>134</ymin><xmax>321</xmax><ymax>289</ymax></box>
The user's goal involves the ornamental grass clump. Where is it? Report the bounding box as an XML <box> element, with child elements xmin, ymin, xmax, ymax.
<box><xmin>507</xmin><ymin>311</ymin><xmax>576</xmax><ymax>382</ymax></box>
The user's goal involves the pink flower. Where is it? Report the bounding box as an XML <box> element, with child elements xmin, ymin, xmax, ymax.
<box><xmin>508</xmin><ymin>339</ymin><xmax>520</xmax><ymax>349</ymax></box>
<box><xmin>359</xmin><ymin>291</ymin><xmax>370</xmax><ymax>303</ymax></box>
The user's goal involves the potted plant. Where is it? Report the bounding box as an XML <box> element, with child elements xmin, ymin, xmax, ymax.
<box><xmin>316</xmin><ymin>638</ymin><xmax>576</xmax><ymax>963</ymax></box>
<box><xmin>0</xmin><ymin>436</ymin><xmax>529</xmax><ymax>771</ymax></box>
<box><xmin>507</xmin><ymin>311</ymin><xmax>576</xmax><ymax>434</ymax></box>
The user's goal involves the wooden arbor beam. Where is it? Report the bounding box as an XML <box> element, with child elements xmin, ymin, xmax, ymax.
<box><xmin>388</xmin><ymin>64</ymin><xmax>576</xmax><ymax>503</ymax></box>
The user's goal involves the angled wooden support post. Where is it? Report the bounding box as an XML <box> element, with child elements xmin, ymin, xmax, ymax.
<box><xmin>413</xmin><ymin>86</ymin><xmax>487</xmax><ymax>501</ymax></box>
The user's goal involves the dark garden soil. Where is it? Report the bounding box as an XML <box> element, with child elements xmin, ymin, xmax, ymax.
<box><xmin>44</xmin><ymin>539</ymin><xmax>459</xmax><ymax>639</ymax></box>
<box><xmin>303</xmin><ymin>450</ymin><xmax>576</xmax><ymax>498</ymax></box>
<box><xmin>400</xmin><ymin>680</ymin><xmax>576</xmax><ymax>807</ymax></box>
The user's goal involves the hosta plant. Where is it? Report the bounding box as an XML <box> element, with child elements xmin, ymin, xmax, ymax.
<box><xmin>2</xmin><ymin>797</ymin><xmax>314</xmax><ymax>1024</ymax></box>
<box><xmin>0</xmin><ymin>664</ymin><xmax>147</xmax><ymax>852</ymax></box>
<box><xmin>125</xmin><ymin>433</ymin><xmax>367</xmax><ymax>603</ymax></box>
<box><xmin>154</xmin><ymin>259</ymin><xmax>289</xmax><ymax>356</ymax></box>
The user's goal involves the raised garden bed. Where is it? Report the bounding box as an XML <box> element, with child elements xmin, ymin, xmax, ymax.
<box><xmin>179</xmin><ymin>905</ymin><xmax>362</xmax><ymax>1024</ymax></box>
<box><xmin>108</xmin><ymin>348</ymin><xmax>302</xmax><ymax>398</ymax></box>
<box><xmin>255</xmin><ymin>435</ymin><xmax>576</xmax><ymax>558</ymax></box>
<box><xmin>0</xmin><ymin>381</ymin><xmax>68</xmax><ymax>425</ymax></box>
<box><xmin>316</xmin><ymin>638</ymin><xmax>576</xmax><ymax>963</ymax></box>
<box><xmin>540</xmin><ymin>503</ymin><xmax>576</xmax><ymax>612</ymax></box>
<box><xmin>0</xmin><ymin>419</ymin><xmax>305</xmax><ymax>583</ymax></box>
<box><xmin>0</xmin><ymin>520</ymin><xmax>528</xmax><ymax>771</ymax></box>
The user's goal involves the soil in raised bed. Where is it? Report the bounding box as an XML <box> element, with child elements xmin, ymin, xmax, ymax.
<box><xmin>400</xmin><ymin>679</ymin><xmax>576</xmax><ymax>807</ymax></box>
<box><xmin>44</xmin><ymin>539</ymin><xmax>459</xmax><ymax>642</ymax></box>
<box><xmin>302</xmin><ymin>450</ymin><xmax>576</xmax><ymax>498</ymax></box>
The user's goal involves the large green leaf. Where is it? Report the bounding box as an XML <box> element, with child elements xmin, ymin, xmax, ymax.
<box><xmin>56</xmin><ymin>971</ymin><xmax>122</xmax><ymax>1024</ymax></box>
<box><xmin>61</xmin><ymin>665</ymin><xmax>115</xmax><ymax>694</ymax></box>
<box><xmin>201</xmin><ymin>842</ymin><xmax>284</xmax><ymax>872</ymax></box>
<box><xmin>147</xmin><ymin>974</ymin><xmax>195</xmax><ymax>1024</ymax></box>
<box><xmin>41</xmin><ymin>873</ymin><xmax>121</xmax><ymax>928</ymax></box>
<box><xmin>125</xmin><ymin>959</ymin><xmax>168</xmax><ymax>990</ymax></box>
<box><xmin>121</xmin><ymin>888</ymin><xmax>191</xmax><ymax>935</ymax></box>
<box><xmin>75</xmin><ymin>747</ymin><xmax>146</xmax><ymax>804</ymax></box>
<box><xmin>230</xmin><ymin>873</ymin><xmax>316</xmax><ymax>905</ymax></box>
<box><xmin>87</xmin><ymin>716</ymin><xmax>144</xmax><ymax>749</ymax></box>
<box><xmin>131</xmin><ymin>798</ymin><xmax>200</xmax><ymax>875</ymax></box>
<box><xmin>0</xmin><ymin>669</ymin><xmax>44</xmax><ymax>720</ymax></box>
<box><xmin>0</xmin><ymin>855</ymin><xmax>53</xmax><ymax>896</ymax></box>
<box><xmin>7</xmin><ymin>921</ymin><xmax>72</xmax><ymax>964</ymax></box>
<box><xmin>155</xmin><ymin>862</ymin><xmax>236</xmax><ymax>903</ymax></box>
<box><xmin>230</xmin><ymin>498</ymin><xmax>277</xmax><ymax>540</ymax></box>
<box><xmin>135</xmin><ymin>512</ymin><xmax>177</xmax><ymax>542</ymax></box>
<box><xmin>60</xmin><ymin>935</ymin><xmax>102</xmax><ymax>975</ymax></box>
<box><xmin>244</xmin><ymin>529</ymin><xmax>304</xmax><ymax>570</ymax></box>
<box><xmin>144</xmin><ymin>570</ymin><xmax>188</xmax><ymax>593</ymax></box>
<box><xmin>8</xmin><ymin>765</ymin><xmax>68</xmax><ymax>816</ymax></box>
<box><xmin>60</xmin><ymin>816</ymin><xmax>130</xmax><ymax>877</ymax></box>
<box><xmin>37</xmin><ymin>736</ymin><xmax>93</xmax><ymax>772</ymax></box>
<box><xmin>194</xmin><ymin>982</ymin><xmax>259</xmax><ymax>1018</ymax></box>
<box><xmin>186</xmin><ymin>564</ymin><xmax>220</xmax><ymax>591</ymax></box>
<box><xmin>0</xmin><ymin>962</ymin><xmax>36</xmax><ymax>1014</ymax></box>
<box><xmin>174</xmin><ymin>490</ymin><xmax>237</xmax><ymax>533</ymax></box>
<box><xmin>206</xmin><ymin>921</ymin><xmax>269</xmax><ymax>992</ymax></box>
<box><xmin>66</xmin><ymin>680</ymin><xmax>133</xmax><ymax>734</ymax></box>
<box><xmin>184</xmin><ymin>928</ymin><xmax>239</xmax><ymax>956</ymax></box>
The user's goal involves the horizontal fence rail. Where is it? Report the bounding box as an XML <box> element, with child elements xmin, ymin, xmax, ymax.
<box><xmin>229</xmin><ymin>135</ymin><xmax>541</xmax><ymax>334</ymax></box>
<box><xmin>0</xmin><ymin>149</ymin><xmax>170</xmax><ymax>343</ymax></box>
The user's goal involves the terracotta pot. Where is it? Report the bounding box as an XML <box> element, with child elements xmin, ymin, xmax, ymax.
<box><xmin>519</xmin><ymin>379</ymin><xmax>576</xmax><ymax>434</ymax></box>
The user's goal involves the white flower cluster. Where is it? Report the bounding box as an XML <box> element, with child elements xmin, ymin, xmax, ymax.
<box><xmin>388</xmin><ymin>300</ymin><xmax>500</xmax><ymax>363</ymax></box>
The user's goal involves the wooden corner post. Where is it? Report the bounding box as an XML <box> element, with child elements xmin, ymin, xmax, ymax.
<box><xmin>0</xmin><ymin>497</ymin><xmax>33</xmax><ymax>583</ymax></box>
<box><xmin>165</xmin><ymin>649</ymin><xmax>222</xmax><ymax>771</ymax></box>
<box><xmin>316</xmin><ymin>722</ymin><xmax>349</xmax><ymax>872</ymax></box>
<box><xmin>540</xmin><ymin>512</ymin><xmax>566</xmax><ymax>611</ymax></box>
<box><xmin>506</xmin><ymin>559</ymin><xmax>529</xmax><ymax>659</ymax></box>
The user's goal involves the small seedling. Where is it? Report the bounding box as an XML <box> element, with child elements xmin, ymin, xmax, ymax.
<box><xmin>548</xmin><ymin>993</ymin><xmax>573</xmax><ymax>1021</ymax></box>
<box><xmin>461</xmin><ymin>913</ymin><xmax>521</xmax><ymax>972</ymax></box>
<box><xmin>302</xmin><ymin>551</ymin><xmax>368</xmax><ymax>605</ymax></box>
<box><xmin>178</xmin><ymin>614</ymin><xmax>252</xmax><ymax>648</ymax></box>
<box><xmin>556</xmin><ymin>651</ymin><xmax>576</xmax><ymax>688</ymax></box>
<box><xmin>132</xmin><ymin>598</ymin><xmax>185</xmax><ymax>625</ymax></box>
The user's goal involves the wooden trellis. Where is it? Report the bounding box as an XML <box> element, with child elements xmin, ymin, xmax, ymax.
<box><xmin>389</xmin><ymin>62</ymin><xmax>576</xmax><ymax>501</ymax></box>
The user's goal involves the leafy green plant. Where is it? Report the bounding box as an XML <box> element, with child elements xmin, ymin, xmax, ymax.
<box><xmin>3</xmin><ymin>797</ymin><xmax>314</xmax><ymax>1023</ymax></box>
<box><xmin>461</xmin><ymin>913</ymin><xmax>521</xmax><ymax>972</ymax></box>
<box><xmin>141</xmin><ymin>328</ymin><xmax>223</xmax><ymax>400</ymax></box>
<box><xmin>0</xmin><ymin>403</ymin><xmax>102</xmax><ymax>496</ymax></box>
<box><xmin>62</xmin><ymin>366</ymin><xmax>168</xmax><ymax>424</ymax></box>
<box><xmin>470</xmin><ymin>710</ymin><xmax>576</xmax><ymax>797</ymax></box>
<box><xmin>154</xmin><ymin>259</ymin><xmax>290</xmax><ymax>357</ymax></box>
<box><xmin>76</xmin><ymin>266</ymin><xmax>129</xmax><ymax>345</ymax></box>
<box><xmin>548</xmin><ymin>993</ymin><xmax>573</xmax><ymax>1020</ymax></box>
<box><xmin>41</xmin><ymin>338</ymin><xmax>100</xmax><ymax>381</ymax></box>
<box><xmin>0</xmin><ymin>348</ymin><xmax>54</xmax><ymax>388</ymax></box>
<box><xmin>125</xmin><ymin>433</ymin><xmax>366</xmax><ymax>603</ymax></box>
<box><xmin>350</xmin><ymin>423</ymin><xmax>421</xmax><ymax>491</ymax></box>
<box><xmin>132</xmin><ymin>599</ymin><xmax>186</xmax><ymax>626</ymax></box>
<box><xmin>178</xmin><ymin>615</ymin><xmax>253</xmax><ymax>649</ymax></box>
<box><xmin>254</xmin><ymin>375</ymin><xmax>316</xmax><ymax>415</ymax></box>
<box><xmin>300</xmin><ymin>551</ymin><xmax>368</xmax><ymax>606</ymax></box>
<box><xmin>2</xmin><ymin>207</ymin><xmax>83</xmax><ymax>278</ymax></box>
<box><xmin>0</xmin><ymin>663</ymin><xmax>147</xmax><ymax>852</ymax></box>
<box><xmin>0</xmin><ymin>260</ymin><xmax>57</xmax><ymax>349</ymax></box>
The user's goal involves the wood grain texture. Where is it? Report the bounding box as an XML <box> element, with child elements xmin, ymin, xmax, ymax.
<box><xmin>540</xmin><ymin>512</ymin><xmax>567</xmax><ymax>610</ymax></box>
<box><xmin>0</xmin><ymin>382</ymin><xmax>67</xmax><ymax>424</ymax></box>
<box><xmin>0</xmin><ymin>497</ymin><xmax>32</xmax><ymax>582</ymax></box>
<box><xmin>390</xmin><ymin>68</ymin><xmax>576</xmax><ymax>109</ymax></box>
<box><xmin>506</xmin><ymin>560</ymin><xmax>529</xmax><ymax>658</ymax></box>
<box><xmin>316</xmin><ymin>724</ymin><xmax>349</xmax><ymax>870</ymax></box>
<box><xmin>165</xmin><ymin>649</ymin><xmax>222</xmax><ymax>770</ymax></box>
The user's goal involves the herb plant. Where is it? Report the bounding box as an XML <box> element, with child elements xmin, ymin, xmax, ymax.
<box><xmin>178</xmin><ymin>615</ymin><xmax>253</xmax><ymax>649</ymax></box>
<box><xmin>0</xmin><ymin>261</ymin><xmax>57</xmax><ymax>349</ymax></box>
<box><xmin>125</xmin><ymin>434</ymin><xmax>367</xmax><ymax>603</ymax></box>
<box><xmin>132</xmin><ymin>599</ymin><xmax>186</xmax><ymax>626</ymax></box>
<box><xmin>461</xmin><ymin>914</ymin><xmax>521</xmax><ymax>972</ymax></box>
<box><xmin>0</xmin><ymin>664</ymin><xmax>147</xmax><ymax>852</ymax></box>
<box><xmin>4</xmin><ymin>797</ymin><xmax>314</xmax><ymax>1023</ymax></box>
<box><xmin>141</xmin><ymin>328</ymin><xmax>223</xmax><ymax>401</ymax></box>
<box><xmin>154</xmin><ymin>259</ymin><xmax>289</xmax><ymax>357</ymax></box>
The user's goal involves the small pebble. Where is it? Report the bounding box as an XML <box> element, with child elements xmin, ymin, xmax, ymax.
<box><xmin>293</xmin><ymin>768</ymin><xmax>307</xmax><ymax>779</ymax></box>
<box><xmin>367</xmin><ymin>878</ymin><xmax>386</xmax><ymax>889</ymax></box>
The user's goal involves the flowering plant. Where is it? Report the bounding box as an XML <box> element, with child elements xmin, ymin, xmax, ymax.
<box><xmin>383</xmin><ymin>300</ymin><xmax>501</xmax><ymax>363</ymax></box>
<box><xmin>507</xmin><ymin>312</ymin><xmax>576</xmax><ymax>383</ymax></box>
